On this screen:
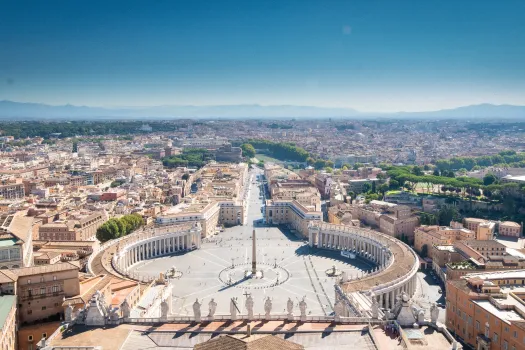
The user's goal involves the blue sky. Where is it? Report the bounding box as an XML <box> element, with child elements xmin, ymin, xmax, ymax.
<box><xmin>1</xmin><ymin>0</ymin><xmax>524</xmax><ymax>112</ymax></box>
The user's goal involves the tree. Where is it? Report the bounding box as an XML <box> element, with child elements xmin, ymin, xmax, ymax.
<box><xmin>72</xmin><ymin>141</ymin><xmax>78</xmax><ymax>153</ymax></box>
<box><xmin>342</xmin><ymin>164</ymin><xmax>350</xmax><ymax>170</ymax></box>
<box><xmin>240</xmin><ymin>143</ymin><xmax>256</xmax><ymax>158</ymax></box>
<box><xmin>325</xmin><ymin>160</ymin><xmax>334</xmax><ymax>168</ymax></box>
<box><xmin>314</xmin><ymin>159</ymin><xmax>327</xmax><ymax>170</ymax></box>
<box><xmin>389</xmin><ymin>179</ymin><xmax>400</xmax><ymax>189</ymax></box>
<box><xmin>378</xmin><ymin>183</ymin><xmax>389</xmax><ymax>195</ymax></box>
<box><xmin>483</xmin><ymin>173</ymin><xmax>497</xmax><ymax>186</ymax></box>
<box><xmin>433</xmin><ymin>169</ymin><xmax>440</xmax><ymax>176</ymax></box>
<box><xmin>371</xmin><ymin>181</ymin><xmax>377</xmax><ymax>193</ymax></box>
<box><xmin>182</xmin><ymin>173</ymin><xmax>190</xmax><ymax>180</ymax></box>
<box><xmin>412</xmin><ymin>166</ymin><xmax>423</xmax><ymax>176</ymax></box>
<box><xmin>423</xmin><ymin>164</ymin><xmax>431</xmax><ymax>171</ymax></box>
<box><xmin>362</xmin><ymin>182</ymin><xmax>372</xmax><ymax>193</ymax></box>
<box><xmin>353</xmin><ymin>163</ymin><xmax>364</xmax><ymax>170</ymax></box>
<box><xmin>437</xmin><ymin>205</ymin><xmax>461</xmax><ymax>226</ymax></box>
<box><xmin>325</xmin><ymin>167</ymin><xmax>333</xmax><ymax>173</ymax></box>
<box><xmin>306</xmin><ymin>157</ymin><xmax>315</xmax><ymax>166</ymax></box>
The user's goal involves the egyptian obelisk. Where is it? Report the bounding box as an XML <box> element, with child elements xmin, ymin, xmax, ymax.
<box><xmin>251</xmin><ymin>229</ymin><xmax>257</xmax><ymax>275</ymax></box>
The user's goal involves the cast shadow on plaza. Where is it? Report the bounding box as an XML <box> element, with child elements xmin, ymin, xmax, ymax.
<box><xmin>217</xmin><ymin>276</ymin><xmax>251</xmax><ymax>291</ymax></box>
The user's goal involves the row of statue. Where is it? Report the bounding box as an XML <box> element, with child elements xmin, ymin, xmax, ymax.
<box><xmin>192</xmin><ymin>296</ymin><xmax>308</xmax><ymax>321</ymax></box>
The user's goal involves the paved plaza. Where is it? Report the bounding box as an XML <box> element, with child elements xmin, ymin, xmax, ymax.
<box><xmin>131</xmin><ymin>169</ymin><xmax>374</xmax><ymax>317</ymax></box>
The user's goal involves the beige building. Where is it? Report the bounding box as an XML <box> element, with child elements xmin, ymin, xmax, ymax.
<box><xmin>499</xmin><ymin>221</ymin><xmax>522</xmax><ymax>238</ymax></box>
<box><xmin>264</xmin><ymin>200</ymin><xmax>322</xmax><ymax>238</ymax></box>
<box><xmin>13</xmin><ymin>262</ymin><xmax>80</xmax><ymax>325</ymax></box>
<box><xmin>377</xmin><ymin>205</ymin><xmax>419</xmax><ymax>242</ymax></box>
<box><xmin>464</xmin><ymin>217</ymin><xmax>496</xmax><ymax>240</ymax></box>
<box><xmin>447</xmin><ymin>271</ymin><xmax>525</xmax><ymax>350</ymax></box>
<box><xmin>0</xmin><ymin>295</ymin><xmax>16</xmax><ymax>350</ymax></box>
<box><xmin>414</xmin><ymin>221</ymin><xmax>475</xmax><ymax>255</ymax></box>
<box><xmin>38</xmin><ymin>211</ymin><xmax>106</xmax><ymax>241</ymax></box>
<box><xmin>0</xmin><ymin>211</ymin><xmax>34</xmax><ymax>269</ymax></box>
<box><xmin>156</xmin><ymin>163</ymin><xmax>248</xmax><ymax>237</ymax></box>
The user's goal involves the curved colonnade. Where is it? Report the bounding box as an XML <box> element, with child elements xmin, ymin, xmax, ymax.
<box><xmin>87</xmin><ymin>223</ymin><xmax>202</xmax><ymax>281</ymax></box>
<box><xmin>111</xmin><ymin>223</ymin><xmax>202</xmax><ymax>280</ymax></box>
<box><xmin>308</xmin><ymin>222</ymin><xmax>419</xmax><ymax>311</ymax></box>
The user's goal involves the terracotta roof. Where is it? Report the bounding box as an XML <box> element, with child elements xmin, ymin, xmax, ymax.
<box><xmin>194</xmin><ymin>335</ymin><xmax>304</xmax><ymax>350</ymax></box>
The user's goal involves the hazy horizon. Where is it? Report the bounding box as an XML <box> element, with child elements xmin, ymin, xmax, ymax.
<box><xmin>1</xmin><ymin>0</ymin><xmax>525</xmax><ymax>112</ymax></box>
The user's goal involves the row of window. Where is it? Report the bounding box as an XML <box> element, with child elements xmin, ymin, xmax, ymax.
<box><xmin>27</xmin><ymin>276</ymin><xmax>57</xmax><ymax>284</ymax></box>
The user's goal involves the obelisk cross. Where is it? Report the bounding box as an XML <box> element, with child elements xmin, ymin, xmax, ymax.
<box><xmin>251</xmin><ymin>229</ymin><xmax>257</xmax><ymax>275</ymax></box>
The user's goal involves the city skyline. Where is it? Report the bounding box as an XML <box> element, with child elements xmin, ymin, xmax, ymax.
<box><xmin>1</xmin><ymin>0</ymin><xmax>525</xmax><ymax>113</ymax></box>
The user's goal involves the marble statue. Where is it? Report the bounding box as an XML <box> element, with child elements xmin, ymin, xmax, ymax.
<box><xmin>65</xmin><ymin>304</ymin><xmax>74</xmax><ymax>322</ymax></box>
<box><xmin>341</xmin><ymin>271</ymin><xmax>348</xmax><ymax>283</ymax></box>
<box><xmin>286</xmin><ymin>298</ymin><xmax>294</xmax><ymax>319</ymax></box>
<box><xmin>230</xmin><ymin>298</ymin><xmax>238</xmax><ymax>320</ymax></box>
<box><xmin>160</xmin><ymin>299</ymin><xmax>169</xmax><ymax>319</ymax></box>
<box><xmin>417</xmin><ymin>309</ymin><xmax>425</xmax><ymax>323</ymax></box>
<box><xmin>299</xmin><ymin>298</ymin><xmax>307</xmax><ymax>321</ymax></box>
<box><xmin>264</xmin><ymin>297</ymin><xmax>272</xmax><ymax>319</ymax></box>
<box><xmin>245</xmin><ymin>295</ymin><xmax>254</xmax><ymax>320</ymax></box>
<box><xmin>334</xmin><ymin>300</ymin><xmax>345</xmax><ymax>319</ymax></box>
<box><xmin>371</xmin><ymin>294</ymin><xmax>379</xmax><ymax>319</ymax></box>
<box><xmin>384</xmin><ymin>308</ymin><xmax>393</xmax><ymax>320</ymax></box>
<box><xmin>208</xmin><ymin>298</ymin><xmax>217</xmax><ymax>318</ymax></box>
<box><xmin>109</xmin><ymin>307</ymin><xmax>120</xmax><ymax>322</ymax></box>
<box><xmin>121</xmin><ymin>299</ymin><xmax>130</xmax><ymax>318</ymax></box>
<box><xmin>430</xmin><ymin>303</ymin><xmax>440</xmax><ymax>324</ymax></box>
<box><xmin>193</xmin><ymin>299</ymin><xmax>202</xmax><ymax>322</ymax></box>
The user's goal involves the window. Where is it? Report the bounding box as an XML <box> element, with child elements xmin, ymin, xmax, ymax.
<box><xmin>503</xmin><ymin>341</ymin><xmax>508</xmax><ymax>350</ymax></box>
<box><xmin>27</xmin><ymin>309</ymin><xmax>32</xmax><ymax>315</ymax></box>
<box><xmin>494</xmin><ymin>333</ymin><xmax>498</xmax><ymax>343</ymax></box>
<box><xmin>504</xmin><ymin>326</ymin><xmax>509</xmax><ymax>332</ymax></box>
<box><xmin>28</xmin><ymin>335</ymin><xmax>33</xmax><ymax>341</ymax></box>
<box><xmin>40</xmin><ymin>288</ymin><xmax>45</xmax><ymax>295</ymax></box>
<box><xmin>42</xmin><ymin>333</ymin><xmax>47</xmax><ymax>339</ymax></box>
<box><xmin>513</xmin><ymin>331</ymin><xmax>517</xmax><ymax>338</ymax></box>
<box><xmin>27</xmin><ymin>279</ymin><xmax>31</xmax><ymax>284</ymax></box>
<box><xmin>53</xmin><ymin>276</ymin><xmax>57</xmax><ymax>281</ymax></box>
<box><xmin>476</xmin><ymin>321</ymin><xmax>480</xmax><ymax>330</ymax></box>
<box><xmin>41</xmin><ymin>306</ymin><xmax>46</xmax><ymax>311</ymax></box>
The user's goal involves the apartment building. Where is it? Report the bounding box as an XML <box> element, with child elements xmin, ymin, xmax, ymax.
<box><xmin>446</xmin><ymin>271</ymin><xmax>525</xmax><ymax>350</ymax></box>
<box><xmin>0</xmin><ymin>295</ymin><xmax>16</xmax><ymax>350</ymax></box>
<box><xmin>499</xmin><ymin>221</ymin><xmax>522</xmax><ymax>238</ymax></box>
<box><xmin>0</xmin><ymin>212</ymin><xmax>34</xmax><ymax>269</ymax></box>
<box><xmin>464</xmin><ymin>218</ymin><xmax>496</xmax><ymax>240</ymax></box>
<box><xmin>414</xmin><ymin>222</ymin><xmax>475</xmax><ymax>254</ymax></box>
<box><xmin>0</xmin><ymin>183</ymin><xmax>24</xmax><ymax>199</ymax></box>
<box><xmin>13</xmin><ymin>263</ymin><xmax>80</xmax><ymax>324</ymax></box>
<box><xmin>264</xmin><ymin>199</ymin><xmax>322</xmax><ymax>238</ymax></box>
<box><xmin>377</xmin><ymin>205</ymin><xmax>419</xmax><ymax>242</ymax></box>
<box><xmin>38</xmin><ymin>211</ymin><xmax>107</xmax><ymax>241</ymax></box>
<box><xmin>270</xmin><ymin>181</ymin><xmax>321</xmax><ymax>211</ymax></box>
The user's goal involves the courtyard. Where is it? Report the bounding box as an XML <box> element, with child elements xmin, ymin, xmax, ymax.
<box><xmin>130</xmin><ymin>169</ymin><xmax>375</xmax><ymax>317</ymax></box>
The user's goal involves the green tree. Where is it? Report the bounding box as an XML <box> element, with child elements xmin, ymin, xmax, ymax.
<box><xmin>325</xmin><ymin>167</ymin><xmax>333</xmax><ymax>173</ymax></box>
<box><xmin>483</xmin><ymin>173</ymin><xmax>497</xmax><ymax>186</ymax></box>
<box><xmin>362</xmin><ymin>182</ymin><xmax>372</xmax><ymax>193</ymax></box>
<box><xmin>412</xmin><ymin>166</ymin><xmax>423</xmax><ymax>176</ymax></box>
<box><xmin>437</xmin><ymin>205</ymin><xmax>461</xmax><ymax>226</ymax></box>
<box><xmin>240</xmin><ymin>143</ymin><xmax>256</xmax><ymax>158</ymax></box>
<box><xmin>72</xmin><ymin>141</ymin><xmax>78</xmax><ymax>153</ymax></box>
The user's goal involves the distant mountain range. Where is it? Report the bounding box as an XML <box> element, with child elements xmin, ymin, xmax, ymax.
<box><xmin>0</xmin><ymin>100</ymin><xmax>524</xmax><ymax>120</ymax></box>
